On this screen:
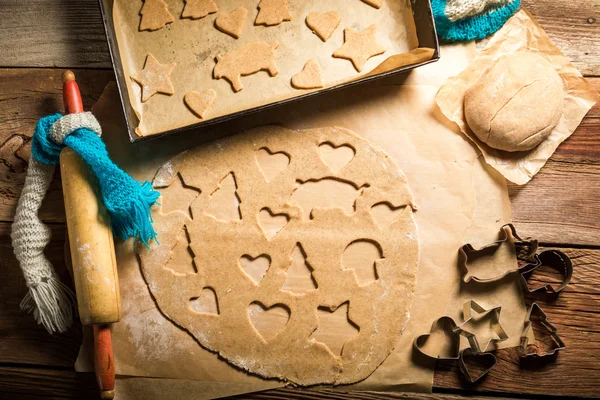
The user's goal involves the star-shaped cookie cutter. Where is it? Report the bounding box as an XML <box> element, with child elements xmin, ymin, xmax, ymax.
<box><xmin>519</xmin><ymin>303</ymin><xmax>565</xmax><ymax>358</ymax></box>
<box><xmin>459</xmin><ymin>224</ymin><xmax>538</xmax><ymax>284</ymax></box>
<box><xmin>519</xmin><ymin>250</ymin><xmax>573</xmax><ymax>294</ymax></box>
<box><xmin>453</xmin><ymin>300</ymin><xmax>508</xmax><ymax>353</ymax></box>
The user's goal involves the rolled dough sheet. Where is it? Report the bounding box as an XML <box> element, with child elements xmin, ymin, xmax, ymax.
<box><xmin>112</xmin><ymin>0</ymin><xmax>420</xmax><ymax>137</ymax></box>
<box><xmin>77</xmin><ymin>43</ymin><xmax>519</xmax><ymax>395</ymax></box>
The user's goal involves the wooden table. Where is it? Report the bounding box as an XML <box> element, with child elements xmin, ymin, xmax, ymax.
<box><xmin>0</xmin><ymin>1</ymin><xmax>599</xmax><ymax>399</ymax></box>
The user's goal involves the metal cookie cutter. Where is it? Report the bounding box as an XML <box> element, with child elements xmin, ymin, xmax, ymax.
<box><xmin>453</xmin><ymin>300</ymin><xmax>509</xmax><ymax>353</ymax></box>
<box><xmin>519</xmin><ymin>250</ymin><xmax>573</xmax><ymax>294</ymax></box>
<box><xmin>459</xmin><ymin>347</ymin><xmax>497</xmax><ymax>383</ymax></box>
<box><xmin>413</xmin><ymin>316</ymin><xmax>461</xmax><ymax>360</ymax></box>
<box><xmin>414</xmin><ymin>301</ymin><xmax>509</xmax><ymax>383</ymax></box>
<box><xmin>519</xmin><ymin>302</ymin><xmax>566</xmax><ymax>358</ymax></box>
<box><xmin>459</xmin><ymin>224</ymin><xmax>537</xmax><ymax>284</ymax></box>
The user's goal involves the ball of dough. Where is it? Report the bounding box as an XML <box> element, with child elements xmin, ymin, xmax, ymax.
<box><xmin>464</xmin><ymin>53</ymin><xmax>564</xmax><ymax>152</ymax></box>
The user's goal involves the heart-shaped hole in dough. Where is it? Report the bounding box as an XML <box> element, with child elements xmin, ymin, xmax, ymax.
<box><xmin>239</xmin><ymin>254</ymin><xmax>271</xmax><ymax>285</ymax></box>
<box><xmin>248</xmin><ymin>302</ymin><xmax>290</xmax><ymax>342</ymax></box>
<box><xmin>318</xmin><ymin>143</ymin><xmax>355</xmax><ymax>173</ymax></box>
<box><xmin>258</xmin><ymin>208</ymin><xmax>289</xmax><ymax>240</ymax></box>
<box><xmin>255</xmin><ymin>148</ymin><xmax>290</xmax><ymax>182</ymax></box>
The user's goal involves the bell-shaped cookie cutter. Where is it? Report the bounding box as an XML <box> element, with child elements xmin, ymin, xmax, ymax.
<box><xmin>519</xmin><ymin>250</ymin><xmax>573</xmax><ymax>294</ymax></box>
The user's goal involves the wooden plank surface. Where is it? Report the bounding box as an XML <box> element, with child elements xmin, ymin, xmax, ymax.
<box><xmin>0</xmin><ymin>1</ymin><xmax>599</xmax><ymax>399</ymax></box>
<box><xmin>0</xmin><ymin>1</ymin><xmax>598</xmax><ymax>75</ymax></box>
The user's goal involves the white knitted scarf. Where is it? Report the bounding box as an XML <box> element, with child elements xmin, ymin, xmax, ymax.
<box><xmin>11</xmin><ymin>112</ymin><xmax>101</xmax><ymax>333</ymax></box>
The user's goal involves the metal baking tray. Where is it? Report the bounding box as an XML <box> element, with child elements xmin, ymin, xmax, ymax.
<box><xmin>98</xmin><ymin>0</ymin><xmax>439</xmax><ymax>142</ymax></box>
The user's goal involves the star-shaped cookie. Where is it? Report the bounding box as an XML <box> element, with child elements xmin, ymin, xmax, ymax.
<box><xmin>131</xmin><ymin>54</ymin><xmax>176</xmax><ymax>103</ymax></box>
<box><xmin>333</xmin><ymin>25</ymin><xmax>386</xmax><ymax>72</ymax></box>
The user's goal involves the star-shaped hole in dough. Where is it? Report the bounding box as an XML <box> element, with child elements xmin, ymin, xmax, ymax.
<box><xmin>131</xmin><ymin>54</ymin><xmax>176</xmax><ymax>103</ymax></box>
<box><xmin>333</xmin><ymin>25</ymin><xmax>386</xmax><ymax>72</ymax></box>
<box><xmin>158</xmin><ymin>173</ymin><xmax>201</xmax><ymax>219</ymax></box>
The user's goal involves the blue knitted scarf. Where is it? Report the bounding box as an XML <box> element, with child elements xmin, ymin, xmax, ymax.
<box><xmin>33</xmin><ymin>113</ymin><xmax>159</xmax><ymax>244</ymax></box>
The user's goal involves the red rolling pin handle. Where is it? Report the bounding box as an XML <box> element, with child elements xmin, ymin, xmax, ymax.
<box><xmin>62</xmin><ymin>70</ymin><xmax>116</xmax><ymax>400</ymax></box>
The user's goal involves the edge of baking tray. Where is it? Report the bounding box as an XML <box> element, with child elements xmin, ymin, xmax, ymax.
<box><xmin>98</xmin><ymin>0</ymin><xmax>139</xmax><ymax>141</ymax></box>
<box><xmin>99</xmin><ymin>0</ymin><xmax>440</xmax><ymax>143</ymax></box>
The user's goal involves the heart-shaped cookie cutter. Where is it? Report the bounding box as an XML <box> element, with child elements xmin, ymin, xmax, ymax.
<box><xmin>459</xmin><ymin>347</ymin><xmax>497</xmax><ymax>383</ymax></box>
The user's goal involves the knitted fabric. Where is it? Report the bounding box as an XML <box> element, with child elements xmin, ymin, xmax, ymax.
<box><xmin>432</xmin><ymin>0</ymin><xmax>520</xmax><ymax>42</ymax></box>
<box><xmin>11</xmin><ymin>112</ymin><xmax>159</xmax><ymax>333</ymax></box>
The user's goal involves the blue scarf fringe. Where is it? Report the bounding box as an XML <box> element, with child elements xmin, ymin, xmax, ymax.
<box><xmin>32</xmin><ymin>113</ymin><xmax>159</xmax><ymax>245</ymax></box>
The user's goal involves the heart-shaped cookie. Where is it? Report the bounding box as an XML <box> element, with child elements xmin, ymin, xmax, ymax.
<box><xmin>184</xmin><ymin>89</ymin><xmax>216</xmax><ymax>119</ymax></box>
<box><xmin>255</xmin><ymin>148</ymin><xmax>290</xmax><ymax>182</ymax></box>
<box><xmin>459</xmin><ymin>348</ymin><xmax>496</xmax><ymax>383</ymax></box>
<box><xmin>318</xmin><ymin>143</ymin><xmax>355</xmax><ymax>173</ymax></box>
<box><xmin>248</xmin><ymin>302</ymin><xmax>290</xmax><ymax>342</ymax></box>
<box><xmin>215</xmin><ymin>7</ymin><xmax>248</xmax><ymax>39</ymax></box>
<box><xmin>291</xmin><ymin>59</ymin><xmax>324</xmax><ymax>90</ymax></box>
<box><xmin>306</xmin><ymin>11</ymin><xmax>340</xmax><ymax>42</ymax></box>
<box><xmin>258</xmin><ymin>208</ymin><xmax>289</xmax><ymax>240</ymax></box>
<box><xmin>239</xmin><ymin>255</ymin><xmax>271</xmax><ymax>285</ymax></box>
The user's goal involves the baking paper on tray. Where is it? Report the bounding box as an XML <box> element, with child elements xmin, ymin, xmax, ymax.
<box><xmin>76</xmin><ymin>43</ymin><xmax>524</xmax><ymax>397</ymax></box>
<box><xmin>112</xmin><ymin>0</ymin><xmax>431</xmax><ymax>138</ymax></box>
<box><xmin>436</xmin><ymin>9</ymin><xmax>599</xmax><ymax>185</ymax></box>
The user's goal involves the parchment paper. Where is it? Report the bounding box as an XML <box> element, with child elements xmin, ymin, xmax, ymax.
<box><xmin>76</xmin><ymin>43</ymin><xmax>523</xmax><ymax>397</ymax></box>
<box><xmin>436</xmin><ymin>9</ymin><xmax>599</xmax><ymax>185</ymax></box>
<box><xmin>112</xmin><ymin>0</ymin><xmax>427</xmax><ymax>138</ymax></box>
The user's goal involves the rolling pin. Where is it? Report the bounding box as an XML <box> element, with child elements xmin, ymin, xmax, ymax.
<box><xmin>60</xmin><ymin>70</ymin><xmax>120</xmax><ymax>400</ymax></box>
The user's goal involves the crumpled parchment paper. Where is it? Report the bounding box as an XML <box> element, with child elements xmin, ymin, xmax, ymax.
<box><xmin>436</xmin><ymin>9</ymin><xmax>599</xmax><ymax>185</ymax></box>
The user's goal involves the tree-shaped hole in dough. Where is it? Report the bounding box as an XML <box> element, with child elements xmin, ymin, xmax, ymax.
<box><xmin>281</xmin><ymin>243</ymin><xmax>318</xmax><ymax>294</ymax></box>
<box><xmin>165</xmin><ymin>225</ymin><xmax>197</xmax><ymax>274</ymax></box>
<box><xmin>189</xmin><ymin>287</ymin><xmax>219</xmax><ymax>315</ymax></box>
<box><xmin>310</xmin><ymin>302</ymin><xmax>360</xmax><ymax>356</ymax></box>
<box><xmin>204</xmin><ymin>172</ymin><xmax>241</xmax><ymax>222</ymax></box>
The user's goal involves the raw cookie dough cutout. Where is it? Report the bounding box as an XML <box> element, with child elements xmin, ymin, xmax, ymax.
<box><xmin>182</xmin><ymin>0</ymin><xmax>218</xmax><ymax>20</ymax></box>
<box><xmin>255</xmin><ymin>0</ymin><xmax>292</xmax><ymax>26</ymax></box>
<box><xmin>130</xmin><ymin>54</ymin><xmax>176</xmax><ymax>102</ymax></box>
<box><xmin>306</xmin><ymin>11</ymin><xmax>341</xmax><ymax>42</ymax></box>
<box><xmin>138</xmin><ymin>125</ymin><xmax>419</xmax><ymax>385</ymax></box>
<box><xmin>215</xmin><ymin>7</ymin><xmax>248</xmax><ymax>39</ymax></box>
<box><xmin>139</xmin><ymin>0</ymin><xmax>174</xmax><ymax>31</ymax></box>
<box><xmin>333</xmin><ymin>25</ymin><xmax>386</xmax><ymax>72</ymax></box>
<box><xmin>362</xmin><ymin>0</ymin><xmax>384</xmax><ymax>9</ymax></box>
<box><xmin>214</xmin><ymin>41</ymin><xmax>280</xmax><ymax>92</ymax></box>
<box><xmin>184</xmin><ymin>89</ymin><xmax>217</xmax><ymax>119</ymax></box>
<box><xmin>291</xmin><ymin>59</ymin><xmax>324</xmax><ymax>90</ymax></box>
